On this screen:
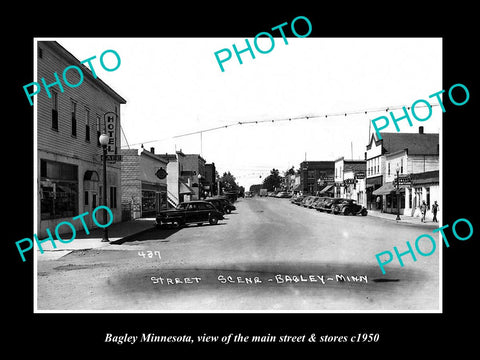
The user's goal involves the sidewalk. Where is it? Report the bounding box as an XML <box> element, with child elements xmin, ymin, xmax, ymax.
<box><xmin>368</xmin><ymin>210</ymin><xmax>439</xmax><ymax>228</ymax></box>
<box><xmin>36</xmin><ymin>218</ymin><xmax>156</xmax><ymax>260</ymax></box>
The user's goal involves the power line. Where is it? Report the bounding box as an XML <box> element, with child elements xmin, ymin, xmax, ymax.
<box><xmin>120</xmin><ymin>125</ymin><xmax>130</xmax><ymax>149</ymax></box>
<box><xmin>121</xmin><ymin>103</ymin><xmax>439</xmax><ymax>148</ymax></box>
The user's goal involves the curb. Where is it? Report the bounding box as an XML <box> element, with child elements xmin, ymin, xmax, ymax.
<box><xmin>109</xmin><ymin>225</ymin><xmax>156</xmax><ymax>245</ymax></box>
<box><xmin>368</xmin><ymin>212</ymin><xmax>438</xmax><ymax>228</ymax></box>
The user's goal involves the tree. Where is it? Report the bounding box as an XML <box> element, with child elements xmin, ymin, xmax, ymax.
<box><xmin>219</xmin><ymin>171</ymin><xmax>239</xmax><ymax>192</ymax></box>
<box><xmin>285</xmin><ymin>166</ymin><xmax>295</xmax><ymax>176</ymax></box>
<box><xmin>262</xmin><ymin>168</ymin><xmax>282</xmax><ymax>192</ymax></box>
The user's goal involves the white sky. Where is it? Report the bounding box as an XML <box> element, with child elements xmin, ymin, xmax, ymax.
<box><xmin>54</xmin><ymin>37</ymin><xmax>442</xmax><ymax>189</ymax></box>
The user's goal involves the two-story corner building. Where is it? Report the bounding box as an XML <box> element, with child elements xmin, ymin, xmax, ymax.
<box><xmin>367</xmin><ymin>126</ymin><xmax>439</xmax><ymax>217</ymax></box>
<box><xmin>37</xmin><ymin>41</ymin><xmax>126</xmax><ymax>237</ymax></box>
<box><xmin>299</xmin><ymin>161</ymin><xmax>335</xmax><ymax>195</ymax></box>
<box><xmin>120</xmin><ymin>147</ymin><xmax>169</xmax><ymax>219</ymax></box>
<box><xmin>333</xmin><ymin>157</ymin><xmax>367</xmax><ymax>206</ymax></box>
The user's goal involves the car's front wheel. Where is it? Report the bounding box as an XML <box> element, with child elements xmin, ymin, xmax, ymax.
<box><xmin>225</xmin><ymin>208</ymin><xmax>231</xmax><ymax>214</ymax></box>
<box><xmin>343</xmin><ymin>208</ymin><xmax>351</xmax><ymax>216</ymax></box>
<box><xmin>172</xmin><ymin>219</ymin><xmax>183</xmax><ymax>228</ymax></box>
<box><xmin>209</xmin><ymin>215</ymin><xmax>219</xmax><ymax>225</ymax></box>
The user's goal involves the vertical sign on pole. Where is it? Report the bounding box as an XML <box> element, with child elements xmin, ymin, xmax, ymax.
<box><xmin>106</xmin><ymin>114</ymin><xmax>116</xmax><ymax>157</ymax></box>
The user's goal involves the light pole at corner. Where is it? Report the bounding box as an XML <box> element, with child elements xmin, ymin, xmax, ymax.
<box><xmin>395</xmin><ymin>165</ymin><xmax>401</xmax><ymax>221</ymax></box>
<box><xmin>98</xmin><ymin>111</ymin><xmax>117</xmax><ymax>242</ymax></box>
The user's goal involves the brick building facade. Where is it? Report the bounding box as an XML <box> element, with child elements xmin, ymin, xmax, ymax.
<box><xmin>120</xmin><ymin>148</ymin><xmax>168</xmax><ymax>219</ymax></box>
<box><xmin>37</xmin><ymin>41</ymin><xmax>126</xmax><ymax>236</ymax></box>
<box><xmin>299</xmin><ymin>161</ymin><xmax>335</xmax><ymax>195</ymax></box>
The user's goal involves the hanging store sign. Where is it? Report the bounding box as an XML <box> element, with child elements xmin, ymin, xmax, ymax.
<box><xmin>105</xmin><ymin>114</ymin><xmax>117</xmax><ymax>155</ymax></box>
<box><xmin>155</xmin><ymin>168</ymin><xmax>168</xmax><ymax>180</ymax></box>
<box><xmin>101</xmin><ymin>154</ymin><xmax>122</xmax><ymax>162</ymax></box>
<box><xmin>396</xmin><ymin>174</ymin><xmax>412</xmax><ymax>185</ymax></box>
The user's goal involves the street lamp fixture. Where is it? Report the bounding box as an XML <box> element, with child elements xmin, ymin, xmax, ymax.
<box><xmin>99</xmin><ymin>133</ymin><xmax>110</xmax><ymax>242</ymax></box>
<box><xmin>395</xmin><ymin>165</ymin><xmax>401</xmax><ymax>221</ymax></box>
<box><xmin>197</xmin><ymin>174</ymin><xmax>202</xmax><ymax>200</ymax></box>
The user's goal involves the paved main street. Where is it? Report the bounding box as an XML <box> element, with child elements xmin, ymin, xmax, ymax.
<box><xmin>37</xmin><ymin>197</ymin><xmax>440</xmax><ymax>311</ymax></box>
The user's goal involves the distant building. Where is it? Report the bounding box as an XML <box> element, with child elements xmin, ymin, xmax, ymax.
<box><xmin>37</xmin><ymin>41</ymin><xmax>126</xmax><ymax>236</ymax></box>
<box><xmin>156</xmin><ymin>150</ymin><xmax>200</xmax><ymax>207</ymax></box>
<box><xmin>333</xmin><ymin>157</ymin><xmax>366</xmax><ymax>206</ymax></box>
<box><xmin>204</xmin><ymin>163</ymin><xmax>217</xmax><ymax>196</ymax></box>
<box><xmin>367</xmin><ymin>126</ymin><xmax>439</xmax><ymax>218</ymax></box>
<box><xmin>299</xmin><ymin>161</ymin><xmax>335</xmax><ymax>195</ymax></box>
<box><xmin>182</xmin><ymin>154</ymin><xmax>207</xmax><ymax>199</ymax></box>
<box><xmin>120</xmin><ymin>147</ymin><xmax>168</xmax><ymax>219</ymax></box>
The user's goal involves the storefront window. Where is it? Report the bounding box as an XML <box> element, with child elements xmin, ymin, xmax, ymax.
<box><xmin>142</xmin><ymin>190</ymin><xmax>157</xmax><ymax>216</ymax></box>
<box><xmin>40</xmin><ymin>159</ymin><xmax>78</xmax><ymax>220</ymax></box>
<box><xmin>160</xmin><ymin>192</ymin><xmax>168</xmax><ymax>210</ymax></box>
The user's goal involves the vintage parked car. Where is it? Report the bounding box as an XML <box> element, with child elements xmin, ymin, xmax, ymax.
<box><xmin>275</xmin><ymin>191</ymin><xmax>292</xmax><ymax>198</ymax></box>
<box><xmin>302</xmin><ymin>196</ymin><xmax>318</xmax><ymax>207</ymax></box>
<box><xmin>290</xmin><ymin>195</ymin><xmax>305</xmax><ymax>205</ymax></box>
<box><xmin>310</xmin><ymin>196</ymin><xmax>328</xmax><ymax>209</ymax></box>
<box><xmin>318</xmin><ymin>197</ymin><xmax>345</xmax><ymax>213</ymax></box>
<box><xmin>305</xmin><ymin>196</ymin><xmax>321</xmax><ymax>208</ymax></box>
<box><xmin>314</xmin><ymin>197</ymin><xmax>331</xmax><ymax>211</ymax></box>
<box><xmin>156</xmin><ymin>200</ymin><xmax>224</xmax><ymax>228</ymax></box>
<box><xmin>205</xmin><ymin>197</ymin><xmax>236</xmax><ymax>214</ymax></box>
<box><xmin>332</xmin><ymin>199</ymin><xmax>368</xmax><ymax>216</ymax></box>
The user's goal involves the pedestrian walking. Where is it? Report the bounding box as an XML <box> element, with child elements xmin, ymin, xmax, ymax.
<box><xmin>420</xmin><ymin>200</ymin><xmax>427</xmax><ymax>222</ymax></box>
<box><xmin>432</xmin><ymin>201</ymin><xmax>439</xmax><ymax>222</ymax></box>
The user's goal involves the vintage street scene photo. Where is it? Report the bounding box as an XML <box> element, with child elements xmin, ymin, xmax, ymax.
<box><xmin>34</xmin><ymin>37</ymin><xmax>442</xmax><ymax>312</ymax></box>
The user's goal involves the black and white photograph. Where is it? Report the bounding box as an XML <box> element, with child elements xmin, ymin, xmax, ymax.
<box><xmin>8</xmin><ymin>5</ymin><xmax>478</xmax><ymax>354</ymax></box>
<box><xmin>33</xmin><ymin>37</ymin><xmax>443</xmax><ymax>312</ymax></box>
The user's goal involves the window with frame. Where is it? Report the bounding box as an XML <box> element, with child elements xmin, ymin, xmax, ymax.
<box><xmin>141</xmin><ymin>190</ymin><xmax>155</xmax><ymax>213</ymax></box>
<box><xmin>110</xmin><ymin>186</ymin><xmax>117</xmax><ymax>209</ymax></box>
<box><xmin>51</xmin><ymin>91</ymin><xmax>58</xmax><ymax>130</ymax></box>
<box><xmin>187</xmin><ymin>203</ymin><xmax>198</xmax><ymax>211</ymax></box>
<box><xmin>40</xmin><ymin>159</ymin><xmax>78</xmax><ymax>220</ymax></box>
<box><xmin>198</xmin><ymin>202</ymin><xmax>214</xmax><ymax>210</ymax></box>
<box><xmin>85</xmin><ymin>108</ymin><xmax>90</xmax><ymax>142</ymax></box>
<box><xmin>96</xmin><ymin>115</ymin><xmax>101</xmax><ymax>146</ymax></box>
<box><xmin>71</xmin><ymin>101</ymin><xmax>77</xmax><ymax>137</ymax></box>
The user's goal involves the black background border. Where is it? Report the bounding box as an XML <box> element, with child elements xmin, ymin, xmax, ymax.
<box><xmin>7</xmin><ymin>4</ymin><xmax>477</xmax><ymax>355</ymax></box>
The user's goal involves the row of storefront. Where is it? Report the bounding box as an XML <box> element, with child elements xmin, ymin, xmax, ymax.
<box><xmin>287</xmin><ymin>127</ymin><xmax>439</xmax><ymax>220</ymax></box>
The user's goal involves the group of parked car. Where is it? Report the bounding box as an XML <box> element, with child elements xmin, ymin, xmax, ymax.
<box><xmin>263</xmin><ymin>191</ymin><xmax>293</xmax><ymax>198</ymax></box>
<box><xmin>290</xmin><ymin>194</ymin><xmax>368</xmax><ymax>216</ymax></box>
<box><xmin>155</xmin><ymin>196</ymin><xmax>236</xmax><ymax>228</ymax></box>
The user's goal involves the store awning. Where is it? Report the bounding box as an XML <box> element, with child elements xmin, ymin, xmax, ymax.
<box><xmin>372</xmin><ymin>182</ymin><xmax>406</xmax><ymax>195</ymax></box>
<box><xmin>179</xmin><ymin>181</ymin><xmax>195</xmax><ymax>195</ymax></box>
<box><xmin>319</xmin><ymin>184</ymin><xmax>334</xmax><ymax>193</ymax></box>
